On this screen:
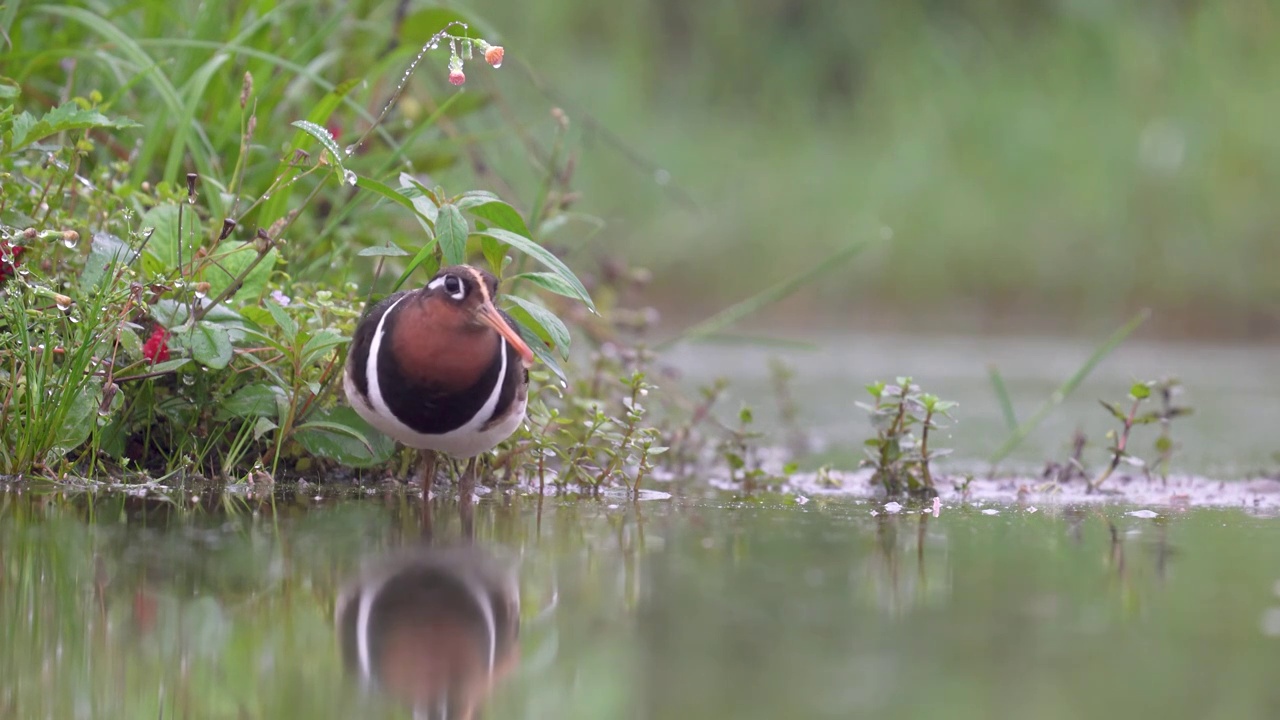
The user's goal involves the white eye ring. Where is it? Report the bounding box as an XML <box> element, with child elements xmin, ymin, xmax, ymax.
<box><xmin>428</xmin><ymin>273</ymin><xmax>468</xmax><ymax>300</ymax></box>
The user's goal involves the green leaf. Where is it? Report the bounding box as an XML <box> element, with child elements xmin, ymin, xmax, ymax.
<box><xmin>511</xmin><ymin>271</ymin><xmax>596</xmax><ymax>308</ymax></box>
<box><xmin>81</xmin><ymin>232</ymin><xmax>136</xmax><ymax>293</ymax></box>
<box><xmin>399</xmin><ymin>173</ymin><xmax>439</xmax><ymax>226</ymax></box>
<box><xmin>7</xmin><ymin>102</ymin><xmax>139</xmax><ymax>153</ymax></box>
<box><xmin>1099</xmin><ymin>400</ymin><xmax>1127</xmax><ymax>422</ymax></box>
<box><xmin>293</xmin><ymin>406</ymin><xmax>396</xmax><ymax>467</ymax></box>
<box><xmin>264</xmin><ymin>300</ymin><xmax>297</xmax><ymax>343</ymax></box>
<box><xmin>202</xmin><ymin>240</ymin><xmax>276</xmax><ymax>304</ymax></box>
<box><xmin>514</xmin><ymin>321</ymin><xmax>566</xmax><ymax>385</ymax></box>
<box><xmin>290</xmin><ymin>120</ymin><xmax>347</xmax><ymax>175</ymax></box>
<box><xmin>300</xmin><ymin>329</ymin><xmax>347</xmax><ymax>367</ymax></box>
<box><xmin>462</xmin><ymin>198</ymin><xmax>531</xmax><ymax>238</ymax></box>
<box><xmin>355</xmin><ymin>175</ymin><xmax>420</xmax><ymax>215</ymax></box>
<box><xmin>436</xmin><ymin>204</ymin><xmax>469</xmax><ymax>266</ymax></box>
<box><xmin>54</xmin><ymin>379</ymin><xmax>100</xmax><ymax>452</ymax></box>
<box><xmin>357</xmin><ymin>245</ymin><xmax>410</xmax><ymax>257</ymax></box>
<box><xmin>139</xmin><ymin>204</ymin><xmax>200</xmax><ymax>277</ymax></box>
<box><xmin>474</xmin><ymin>229</ymin><xmax>595</xmax><ymax>313</ymax></box>
<box><xmin>176</xmin><ymin>323</ymin><xmax>233</xmax><ymax>369</ymax></box>
<box><xmin>504</xmin><ymin>295</ymin><xmax>570</xmax><ymax>359</ymax></box>
<box><xmin>218</xmin><ymin>384</ymin><xmax>285</xmax><ymax>420</ymax></box>
<box><xmin>480</xmin><ymin>234</ymin><xmax>507</xmax><ymax>278</ymax></box>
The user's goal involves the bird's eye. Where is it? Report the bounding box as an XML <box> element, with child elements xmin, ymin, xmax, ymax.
<box><xmin>443</xmin><ymin>274</ymin><xmax>465</xmax><ymax>300</ymax></box>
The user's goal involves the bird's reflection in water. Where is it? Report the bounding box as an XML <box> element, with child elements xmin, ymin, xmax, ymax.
<box><xmin>336</xmin><ymin>545</ymin><xmax>520</xmax><ymax>719</ymax></box>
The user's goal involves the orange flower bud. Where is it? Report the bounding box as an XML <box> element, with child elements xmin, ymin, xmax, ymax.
<box><xmin>484</xmin><ymin>45</ymin><xmax>504</xmax><ymax>68</ymax></box>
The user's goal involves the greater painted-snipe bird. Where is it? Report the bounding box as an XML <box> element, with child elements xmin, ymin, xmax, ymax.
<box><xmin>336</xmin><ymin>546</ymin><xmax>521</xmax><ymax>720</ymax></box>
<box><xmin>344</xmin><ymin>265</ymin><xmax>535</xmax><ymax>489</ymax></box>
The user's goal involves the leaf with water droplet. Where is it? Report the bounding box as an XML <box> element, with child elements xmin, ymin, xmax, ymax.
<box><xmin>290</xmin><ymin>120</ymin><xmax>348</xmax><ymax>178</ymax></box>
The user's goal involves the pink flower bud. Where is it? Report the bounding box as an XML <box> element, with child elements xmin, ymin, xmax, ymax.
<box><xmin>448</xmin><ymin>68</ymin><xmax>466</xmax><ymax>86</ymax></box>
<box><xmin>484</xmin><ymin>45</ymin><xmax>504</xmax><ymax>68</ymax></box>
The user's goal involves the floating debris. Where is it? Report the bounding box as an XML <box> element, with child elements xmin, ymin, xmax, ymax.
<box><xmin>1126</xmin><ymin>509</ymin><xmax>1159</xmax><ymax>519</ymax></box>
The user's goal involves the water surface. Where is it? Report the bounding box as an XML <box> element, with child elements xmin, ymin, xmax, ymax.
<box><xmin>4</xmin><ymin>488</ymin><xmax>1280</xmax><ymax>718</ymax></box>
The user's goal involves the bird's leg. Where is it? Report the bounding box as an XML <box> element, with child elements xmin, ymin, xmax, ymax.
<box><xmin>416</xmin><ymin>449</ymin><xmax>438</xmax><ymax>495</ymax></box>
<box><xmin>459</xmin><ymin>457</ymin><xmax>477</xmax><ymax>540</ymax></box>
<box><xmin>460</xmin><ymin>457</ymin><xmax>478</xmax><ymax>498</ymax></box>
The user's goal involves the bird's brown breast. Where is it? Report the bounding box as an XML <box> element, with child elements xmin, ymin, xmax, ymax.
<box><xmin>389</xmin><ymin>294</ymin><xmax>499</xmax><ymax>394</ymax></box>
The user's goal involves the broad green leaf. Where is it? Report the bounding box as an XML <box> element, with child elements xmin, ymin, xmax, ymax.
<box><xmin>218</xmin><ymin>383</ymin><xmax>285</xmax><ymax>420</ymax></box>
<box><xmin>300</xmin><ymin>328</ymin><xmax>348</xmax><ymax>367</ymax></box>
<box><xmin>202</xmin><ymin>240</ymin><xmax>277</xmax><ymax>304</ymax></box>
<box><xmin>293</xmin><ymin>406</ymin><xmax>396</xmax><ymax>467</ymax></box>
<box><xmin>139</xmin><ymin>204</ymin><xmax>200</xmax><ymax>278</ymax></box>
<box><xmin>474</xmin><ymin>229</ymin><xmax>595</xmax><ymax>313</ymax></box>
<box><xmin>355</xmin><ymin>175</ymin><xmax>419</xmax><ymax>214</ymax></box>
<box><xmin>357</xmin><ymin>245</ymin><xmax>410</xmax><ymax>257</ymax></box>
<box><xmin>7</xmin><ymin>102</ymin><xmax>139</xmax><ymax>153</ymax></box>
<box><xmin>480</xmin><ymin>234</ymin><xmax>507</xmax><ymax>278</ymax></box>
<box><xmin>81</xmin><ymin>232</ymin><xmax>136</xmax><ymax>293</ymax></box>
<box><xmin>454</xmin><ymin>190</ymin><xmax>502</xmax><ymax>209</ymax></box>
<box><xmin>264</xmin><ymin>300</ymin><xmax>297</xmax><ymax>343</ymax></box>
<box><xmin>463</xmin><ymin>198</ymin><xmax>531</xmax><ymax>237</ymax></box>
<box><xmin>511</xmin><ymin>271</ymin><xmax>594</xmax><ymax>308</ymax></box>
<box><xmin>175</xmin><ymin>323</ymin><xmax>233</xmax><ymax>369</ymax></box>
<box><xmin>399</xmin><ymin>173</ymin><xmax>439</xmax><ymax>226</ymax></box>
<box><xmin>54</xmin><ymin>379</ymin><xmax>100</xmax><ymax>452</ymax></box>
<box><xmin>505</xmin><ymin>295</ymin><xmax>570</xmax><ymax>360</ymax></box>
<box><xmin>436</xmin><ymin>204</ymin><xmax>469</xmax><ymax>266</ymax></box>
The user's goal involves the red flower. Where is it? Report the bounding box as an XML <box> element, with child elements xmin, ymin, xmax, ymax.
<box><xmin>327</xmin><ymin>123</ymin><xmax>342</xmax><ymax>142</ymax></box>
<box><xmin>0</xmin><ymin>243</ymin><xmax>26</xmax><ymax>285</ymax></box>
<box><xmin>484</xmin><ymin>45</ymin><xmax>504</xmax><ymax>68</ymax></box>
<box><xmin>448</xmin><ymin>68</ymin><xmax>466</xmax><ymax>86</ymax></box>
<box><xmin>142</xmin><ymin>325</ymin><xmax>170</xmax><ymax>363</ymax></box>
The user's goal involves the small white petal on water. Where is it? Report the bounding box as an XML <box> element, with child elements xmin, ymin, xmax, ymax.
<box><xmin>1026</xmin><ymin>506</ymin><xmax>1038</xmax><ymax>514</ymax></box>
<box><xmin>982</xmin><ymin>508</ymin><xmax>999</xmax><ymax>516</ymax></box>
<box><xmin>1127</xmin><ymin>509</ymin><xmax>1159</xmax><ymax>519</ymax></box>
<box><xmin>795</xmin><ymin>495</ymin><xmax>809</xmax><ymax>505</ymax></box>
<box><xmin>883</xmin><ymin>501</ymin><xmax>902</xmax><ymax>514</ymax></box>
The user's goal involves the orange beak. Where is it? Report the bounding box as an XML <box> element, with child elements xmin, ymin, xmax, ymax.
<box><xmin>478</xmin><ymin>301</ymin><xmax>535</xmax><ymax>368</ymax></box>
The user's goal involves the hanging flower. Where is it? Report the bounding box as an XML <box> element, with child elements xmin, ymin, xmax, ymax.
<box><xmin>484</xmin><ymin>45</ymin><xmax>504</xmax><ymax>68</ymax></box>
<box><xmin>142</xmin><ymin>325</ymin><xmax>170</xmax><ymax>363</ymax></box>
<box><xmin>447</xmin><ymin>54</ymin><xmax>466</xmax><ymax>86</ymax></box>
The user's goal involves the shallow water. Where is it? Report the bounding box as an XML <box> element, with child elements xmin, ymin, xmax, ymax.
<box><xmin>667</xmin><ymin>332</ymin><xmax>1280</xmax><ymax>476</ymax></box>
<box><xmin>4</xmin><ymin>489</ymin><xmax>1280</xmax><ymax>719</ymax></box>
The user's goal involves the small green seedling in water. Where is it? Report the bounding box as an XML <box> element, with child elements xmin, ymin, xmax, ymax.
<box><xmin>1090</xmin><ymin>379</ymin><xmax>1192</xmax><ymax>491</ymax></box>
<box><xmin>858</xmin><ymin>377</ymin><xmax>957</xmax><ymax>498</ymax></box>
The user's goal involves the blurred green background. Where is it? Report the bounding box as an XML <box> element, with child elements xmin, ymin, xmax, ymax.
<box><xmin>6</xmin><ymin>0</ymin><xmax>1278</xmax><ymax>340</ymax></box>
<box><xmin>464</xmin><ymin>0</ymin><xmax>1280</xmax><ymax>339</ymax></box>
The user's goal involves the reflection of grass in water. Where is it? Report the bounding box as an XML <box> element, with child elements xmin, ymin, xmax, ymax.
<box><xmin>476</xmin><ymin>1</ymin><xmax>1279</xmax><ymax>333</ymax></box>
<box><xmin>0</xmin><ymin>492</ymin><xmax>642</xmax><ymax>719</ymax></box>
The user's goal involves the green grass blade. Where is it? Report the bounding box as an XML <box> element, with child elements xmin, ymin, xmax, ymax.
<box><xmin>987</xmin><ymin>364</ymin><xmax>1018</xmax><ymax>432</ymax></box>
<box><xmin>987</xmin><ymin>308</ymin><xmax>1152</xmax><ymax>466</ymax></box>
<box><xmin>656</xmin><ymin>239</ymin><xmax>872</xmax><ymax>350</ymax></box>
